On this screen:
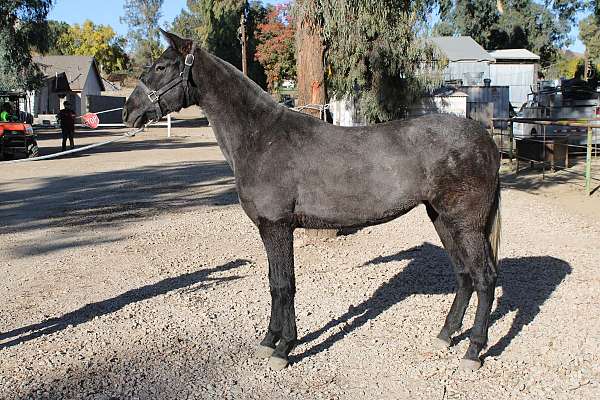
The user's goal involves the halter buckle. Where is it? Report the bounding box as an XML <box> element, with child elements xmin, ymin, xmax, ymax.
<box><xmin>185</xmin><ymin>53</ymin><xmax>195</xmax><ymax>66</ymax></box>
<box><xmin>147</xmin><ymin>91</ymin><xmax>159</xmax><ymax>103</ymax></box>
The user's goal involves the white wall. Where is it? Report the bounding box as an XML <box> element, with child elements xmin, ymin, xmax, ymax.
<box><xmin>81</xmin><ymin>64</ymin><xmax>103</xmax><ymax>113</ymax></box>
<box><xmin>490</xmin><ymin>63</ymin><xmax>536</xmax><ymax>108</ymax></box>
<box><xmin>445</xmin><ymin>61</ymin><xmax>491</xmax><ymax>84</ymax></box>
<box><xmin>409</xmin><ymin>95</ymin><xmax>468</xmax><ymax>118</ymax></box>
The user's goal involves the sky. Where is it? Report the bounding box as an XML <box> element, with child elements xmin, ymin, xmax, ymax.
<box><xmin>49</xmin><ymin>0</ymin><xmax>586</xmax><ymax>53</ymax></box>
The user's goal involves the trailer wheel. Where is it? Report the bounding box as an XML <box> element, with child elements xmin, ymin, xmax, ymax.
<box><xmin>27</xmin><ymin>143</ymin><xmax>39</xmax><ymax>158</ymax></box>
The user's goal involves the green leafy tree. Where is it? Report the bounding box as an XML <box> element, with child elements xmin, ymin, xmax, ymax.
<box><xmin>121</xmin><ymin>0</ymin><xmax>164</xmax><ymax>67</ymax></box>
<box><xmin>255</xmin><ymin>3</ymin><xmax>296</xmax><ymax>90</ymax></box>
<box><xmin>580</xmin><ymin>15</ymin><xmax>600</xmax><ymax>65</ymax></box>
<box><xmin>55</xmin><ymin>20</ymin><xmax>129</xmax><ymax>74</ymax></box>
<box><xmin>45</xmin><ymin>20</ymin><xmax>70</xmax><ymax>55</ymax></box>
<box><xmin>295</xmin><ymin>0</ymin><xmax>444</xmax><ymax>122</ymax></box>
<box><xmin>0</xmin><ymin>0</ymin><xmax>53</xmax><ymax>90</ymax></box>
<box><xmin>172</xmin><ymin>0</ymin><xmax>269</xmax><ymax>87</ymax></box>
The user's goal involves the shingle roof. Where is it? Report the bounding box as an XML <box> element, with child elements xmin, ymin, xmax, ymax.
<box><xmin>487</xmin><ymin>49</ymin><xmax>540</xmax><ymax>61</ymax></box>
<box><xmin>429</xmin><ymin>36</ymin><xmax>494</xmax><ymax>62</ymax></box>
<box><xmin>33</xmin><ymin>55</ymin><xmax>105</xmax><ymax>91</ymax></box>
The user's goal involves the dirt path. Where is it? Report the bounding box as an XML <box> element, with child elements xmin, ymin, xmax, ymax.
<box><xmin>1</xmin><ymin>125</ymin><xmax>599</xmax><ymax>399</ymax></box>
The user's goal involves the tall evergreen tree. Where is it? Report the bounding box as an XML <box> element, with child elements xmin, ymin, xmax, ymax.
<box><xmin>121</xmin><ymin>0</ymin><xmax>164</xmax><ymax>67</ymax></box>
<box><xmin>0</xmin><ymin>0</ymin><xmax>53</xmax><ymax>90</ymax></box>
<box><xmin>295</xmin><ymin>0</ymin><xmax>444</xmax><ymax>122</ymax></box>
<box><xmin>580</xmin><ymin>15</ymin><xmax>600</xmax><ymax>65</ymax></box>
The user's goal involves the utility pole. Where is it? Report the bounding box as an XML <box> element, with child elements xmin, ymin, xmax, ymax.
<box><xmin>239</xmin><ymin>2</ymin><xmax>249</xmax><ymax>76</ymax></box>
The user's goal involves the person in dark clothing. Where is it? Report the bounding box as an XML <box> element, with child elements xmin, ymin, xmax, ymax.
<box><xmin>57</xmin><ymin>101</ymin><xmax>76</xmax><ymax>151</ymax></box>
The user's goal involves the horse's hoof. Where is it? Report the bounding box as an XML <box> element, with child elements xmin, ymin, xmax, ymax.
<box><xmin>458</xmin><ymin>358</ymin><xmax>482</xmax><ymax>372</ymax></box>
<box><xmin>255</xmin><ymin>345</ymin><xmax>275</xmax><ymax>359</ymax></box>
<box><xmin>268</xmin><ymin>356</ymin><xmax>288</xmax><ymax>371</ymax></box>
<box><xmin>433</xmin><ymin>336</ymin><xmax>451</xmax><ymax>350</ymax></box>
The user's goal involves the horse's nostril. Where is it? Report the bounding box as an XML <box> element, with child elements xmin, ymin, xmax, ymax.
<box><xmin>122</xmin><ymin>108</ymin><xmax>128</xmax><ymax>121</ymax></box>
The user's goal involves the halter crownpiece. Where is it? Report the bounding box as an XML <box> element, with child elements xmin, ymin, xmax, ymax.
<box><xmin>139</xmin><ymin>43</ymin><xmax>197</xmax><ymax>121</ymax></box>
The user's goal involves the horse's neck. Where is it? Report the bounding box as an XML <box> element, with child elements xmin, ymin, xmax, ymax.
<box><xmin>194</xmin><ymin>51</ymin><xmax>281</xmax><ymax>168</ymax></box>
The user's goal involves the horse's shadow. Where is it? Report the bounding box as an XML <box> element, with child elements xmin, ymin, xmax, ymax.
<box><xmin>292</xmin><ymin>242</ymin><xmax>571</xmax><ymax>363</ymax></box>
<box><xmin>0</xmin><ymin>259</ymin><xmax>250</xmax><ymax>350</ymax></box>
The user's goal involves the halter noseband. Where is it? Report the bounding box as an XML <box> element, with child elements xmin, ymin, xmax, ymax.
<box><xmin>138</xmin><ymin>43</ymin><xmax>197</xmax><ymax>121</ymax></box>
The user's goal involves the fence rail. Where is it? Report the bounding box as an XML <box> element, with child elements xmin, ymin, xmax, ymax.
<box><xmin>491</xmin><ymin>117</ymin><xmax>600</xmax><ymax>195</ymax></box>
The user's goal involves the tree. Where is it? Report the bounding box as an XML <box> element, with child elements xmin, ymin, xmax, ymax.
<box><xmin>255</xmin><ymin>3</ymin><xmax>296</xmax><ymax>90</ymax></box>
<box><xmin>54</xmin><ymin>21</ymin><xmax>129</xmax><ymax>74</ymax></box>
<box><xmin>435</xmin><ymin>1</ymin><xmax>581</xmax><ymax>67</ymax></box>
<box><xmin>45</xmin><ymin>20</ymin><xmax>70</xmax><ymax>55</ymax></box>
<box><xmin>172</xmin><ymin>0</ymin><xmax>269</xmax><ymax>87</ymax></box>
<box><xmin>121</xmin><ymin>0</ymin><xmax>164</xmax><ymax>67</ymax></box>
<box><xmin>0</xmin><ymin>0</ymin><xmax>53</xmax><ymax>90</ymax></box>
<box><xmin>580</xmin><ymin>15</ymin><xmax>600</xmax><ymax>65</ymax></box>
<box><xmin>295</xmin><ymin>0</ymin><xmax>444</xmax><ymax>122</ymax></box>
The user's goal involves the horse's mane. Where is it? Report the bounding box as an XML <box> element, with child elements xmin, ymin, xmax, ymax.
<box><xmin>203</xmin><ymin>50</ymin><xmax>279</xmax><ymax>109</ymax></box>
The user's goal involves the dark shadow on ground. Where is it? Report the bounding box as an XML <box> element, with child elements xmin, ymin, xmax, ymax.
<box><xmin>0</xmin><ymin>161</ymin><xmax>237</xmax><ymax>234</ymax></box>
<box><xmin>0</xmin><ymin>258</ymin><xmax>250</xmax><ymax>350</ymax></box>
<box><xmin>292</xmin><ymin>243</ymin><xmax>571</xmax><ymax>364</ymax></box>
<box><xmin>10</xmin><ymin>236</ymin><xmax>125</xmax><ymax>257</ymax></box>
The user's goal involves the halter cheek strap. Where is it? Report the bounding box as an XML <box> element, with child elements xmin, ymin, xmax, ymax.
<box><xmin>139</xmin><ymin>43</ymin><xmax>197</xmax><ymax>121</ymax></box>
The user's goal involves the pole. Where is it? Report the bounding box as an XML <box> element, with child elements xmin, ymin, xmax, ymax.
<box><xmin>167</xmin><ymin>113</ymin><xmax>171</xmax><ymax>138</ymax></box>
<box><xmin>239</xmin><ymin>6</ymin><xmax>248</xmax><ymax>76</ymax></box>
<box><xmin>586</xmin><ymin>126</ymin><xmax>593</xmax><ymax>195</ymax></box>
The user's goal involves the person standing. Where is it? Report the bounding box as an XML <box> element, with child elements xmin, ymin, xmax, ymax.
<box><xmin>0</xmin><ymin>102</ymin><xmax>15</xmax><ymax>122</ymax></box>
<box><xmin>57</xmin><ymin>101</ymin><xmax>76</xmax><ymax>151</ymax></box>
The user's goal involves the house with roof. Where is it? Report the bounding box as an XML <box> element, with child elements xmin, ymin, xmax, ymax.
<box><xmin>430</xmin><ymin>36</ymin><xmax>540</xmax><ymax>109</ymax></box>
<box><xmin>30</xmin><ymin>55</ymin><xmax>105</xmax><ymax>118</ymax></box>
<box><xmin>429</xmin><ymin>36</ymin><xmax>495</xmax><ymax>85</ymax></box>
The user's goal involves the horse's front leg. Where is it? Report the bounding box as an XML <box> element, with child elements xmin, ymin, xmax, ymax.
<box><xmin>256</xmin><ymin>219</ymin><xmax>296</xmax><ymax>370</ymax></box>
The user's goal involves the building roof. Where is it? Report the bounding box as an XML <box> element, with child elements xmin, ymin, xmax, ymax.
<box><xmin>432</xmin><ymin>87</ymin><xmax>468</xmax><ymax>97</ymax></box>
<box><xmin>488</xmin><ymin>49</ymin><xmax>540</xmax><ymax>61</ymax></box>
<box><xmin>33</xmin><ymin>55</ymin><xmax>105</xmax><ymax>91</ymax></box>
<box><xmin>429</xmin><ymin>36</ymin><xmax>494</xmax><ymax>62</ymax></box>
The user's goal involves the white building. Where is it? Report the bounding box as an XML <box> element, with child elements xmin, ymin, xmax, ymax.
<box><xmin>488</xmin><ymin>49</ymin><xmax>540</xmax><ymax>109</ymax></box>
<box><xmin>30</xmin><ymin>55</ymin><xmax>105</xmax><ymax>118</ymax></box>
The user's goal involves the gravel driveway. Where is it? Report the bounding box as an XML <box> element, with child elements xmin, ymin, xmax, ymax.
<box><xmin>1</xmin><ymin>125</ymin><xmax>599</xmax><ymax>399</ymax></box>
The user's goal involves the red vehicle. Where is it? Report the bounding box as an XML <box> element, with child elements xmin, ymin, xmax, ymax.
<box><xmin>0</xmin><ymin>92</ymin><xmax>38</xmax><ymax>160</ymax></box>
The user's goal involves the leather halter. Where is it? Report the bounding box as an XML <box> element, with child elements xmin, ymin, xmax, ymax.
<box><xmin>138</xmin><ymin>44</ymin><xmax>197</xmax><ymax>121</ymax></box>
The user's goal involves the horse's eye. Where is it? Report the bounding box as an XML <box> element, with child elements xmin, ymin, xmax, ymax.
<box><xmin>155</xmin><ymin>65</ymin><xmax>166</xmax><ymax>72</ymax></box>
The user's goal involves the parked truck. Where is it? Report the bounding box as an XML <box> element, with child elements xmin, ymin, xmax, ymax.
<box><xmin>513</xmin><ymin>79</ymin><xmax>600</xmax><ymax>144</ymax></box>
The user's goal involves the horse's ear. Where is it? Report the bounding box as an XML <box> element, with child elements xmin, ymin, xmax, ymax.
<box><xmin>160</xmin><ymin>29</ymin><xmax>193</xmax><ymax>55</ymax></box>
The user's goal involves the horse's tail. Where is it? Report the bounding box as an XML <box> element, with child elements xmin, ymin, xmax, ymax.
<box><xmin>487</xmin><ymin>177</ymin><xmax>501</xmax><ymax>268</ymax></box>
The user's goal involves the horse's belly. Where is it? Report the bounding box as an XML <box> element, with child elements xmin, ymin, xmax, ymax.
<box><xmin>294</xmin><ymin>194</ymin><xmax>419</xmax><ymax>229</ymax></box>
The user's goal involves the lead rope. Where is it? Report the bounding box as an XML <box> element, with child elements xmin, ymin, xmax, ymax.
<box><xmin>0</xmin><ymin>120</ymin><xmax>155</xmax><ymax>165</ymax></box>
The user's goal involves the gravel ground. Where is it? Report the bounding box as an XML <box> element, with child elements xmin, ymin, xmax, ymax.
<box><xmin>1</xmin><ymin>125</ymin><xmax>599</xmax><ymax>399</ymax></box>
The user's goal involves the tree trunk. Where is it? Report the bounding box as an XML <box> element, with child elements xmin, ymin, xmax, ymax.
<box><xmin>295</xmin><ymin>9</ymin><xmax>337</xmax><ymax>240</ymax></box>
<box><xmin>296</xmin><ymin>15</ymin><xmax>326</xmax><ymax>118</ymax></box>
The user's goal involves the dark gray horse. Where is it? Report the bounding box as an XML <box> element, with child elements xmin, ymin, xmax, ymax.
<box><xmin>123</xmin><ymin>30</ymin><xmax>501</xmax><ymax>372</ymax></box>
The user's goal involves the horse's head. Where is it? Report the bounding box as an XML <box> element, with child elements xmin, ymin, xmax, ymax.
<box><xmin>123</xmin><ymin>30</ymin><xmax>196</xmax><ymax>128</ymax></box>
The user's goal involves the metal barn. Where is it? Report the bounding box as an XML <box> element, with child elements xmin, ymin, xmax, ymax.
<box><xmin>429</xmin><ymin>36</ymin><xmax>494</xmax><ymax>85</ymax></box>
<box><xmin>488</xmin><ymin>49</ymin><xmax>540</xmax><ymax>109</ymax></box>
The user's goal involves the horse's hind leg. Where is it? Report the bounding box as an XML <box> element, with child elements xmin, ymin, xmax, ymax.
<box><xmin>436</xmin><ymin>273</ymin><xmax>473</xmax><ymax>347</ymax></box>
<box><xmin>256</xmin><ymin>219</ymin><xmax>296</xmax><ymax>370</ymax></box>
<box><xmin>425</xmin><ymin>203</ymin><xmax>474</xmax><ymax>348</ymax></box>
<box><xmin>455</xmin><ymin>230</ymin><xmax>497</xmax><ymax>371</ymax></box>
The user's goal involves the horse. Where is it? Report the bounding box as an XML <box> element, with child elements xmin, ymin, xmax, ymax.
<box><xmin>123</xmin><ymin>30</ymin><xmax>501</xmax><ymax>372</ymax></box>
